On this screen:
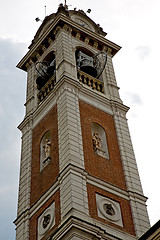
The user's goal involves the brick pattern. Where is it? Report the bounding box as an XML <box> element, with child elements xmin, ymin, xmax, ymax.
<box><xmin>31</xmin><ymin>105</ymin><xmax>59</xmax><ymax>206</ymax></box>
<box><xmin>79</xmin><ymin>100</ymin><xmax>127</xmax><ymax>190</ymax></box>
<box><xmin>57</xmin><ymin>85</ymin><xmax>89</xmax><ymax>219</ymax></box>
<box><xmin>87</xmin><ymin>183</ymin><xmax>136</xmax><ymax>236</ymax></box>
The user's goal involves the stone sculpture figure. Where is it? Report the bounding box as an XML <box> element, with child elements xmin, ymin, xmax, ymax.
<box><xmin>43</xmin><ymin>138</ymin><xmax>51</xmax><ymax>158</ymax></box>
<box><xmin>92</xmin><ymin>132</ymin><xmax>101</xmax><ymax>150</ymax></box>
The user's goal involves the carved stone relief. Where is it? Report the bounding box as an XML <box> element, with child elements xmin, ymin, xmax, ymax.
<box><xmin>37</xmin><ymin>202</ymin><xmax>55</xmax><ymax>240</ymax></box>
<box><xmin>96</xmin><ymin>194</ymin><xmax>123</xmax><ymax>227</ymax></box>
<box><xmin>92</xmin><ymin>132</ymin><xmax>101</xmax><ymax>150</ymax></box>
<box><xmin>43</xmin><ymin>138</ymin><xmax>51</xmax><ymax>159</ymax></box>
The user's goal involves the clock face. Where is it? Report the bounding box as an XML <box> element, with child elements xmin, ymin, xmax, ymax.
<box><xmin>74</xmin><ymin>18</ymin><xmax>91</xmax><ymax>30</ymax></box>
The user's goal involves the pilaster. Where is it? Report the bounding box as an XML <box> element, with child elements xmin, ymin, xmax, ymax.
<box><xmin>113</xmin><ymin>107</ymin><xmax>150</xmax><ymax>237</ymax></box>
<box><xmin>15</xmin><ymin>116</ymin><xmax>33</xmax><ymax>239</ymax></box>
<box><xmin>105</xmin><ymin>55</ymin><xmax>122</xmax><ymax>103</ymax></box>
<box><xmin>55</xmin><ymin>27</ymin><xmax>77</xmax><ymax>81</ymax></box>
<box><xmin>25</xmin><ymin>64</ymin><xmax>37</xmax><ymax>115</ymax></box>
<box><xmin>57</xmin><ymin>82</ymin><xmax>89</xmax><ymax>220</ymax></box>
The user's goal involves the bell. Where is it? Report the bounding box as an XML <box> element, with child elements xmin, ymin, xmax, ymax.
<box><xmin>47</xmin><ymin>59</ymin><xmax>56</xmax><ymax>76</ymax></box>
<box><xmin>77</xmin><ymin>51</ymin><xmax>97</xmax><ymax>77</ymax></box>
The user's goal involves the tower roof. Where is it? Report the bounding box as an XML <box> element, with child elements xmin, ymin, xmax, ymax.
<box><xmin>30</xmin><ymin>4</ymin><xmax>107</xmax><ymax>49</ymax></box>
<box><xmin>17</xmin><ymin>3</ymin><xmax>121</xmax><ymax>71</ymax></box>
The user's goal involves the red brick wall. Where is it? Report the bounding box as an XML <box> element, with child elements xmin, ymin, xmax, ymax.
<box><xmin>87</xmin><ymin>184</ymin><xmax>135</xmax><ymax>236</ymax></box>
<box><xmin>29</xmin><ymin>190</ymin><xmax>61</xmax><ymax>240</ymax></box>
<box><xmin>31</xmin><ymin>105</ymin><xmax>59</xmax><ymax>206</ymax></box>
<box><xmin>79</xmin><ymin>100</ymin><xmax>127</xmax><ymax>190</ymax></box>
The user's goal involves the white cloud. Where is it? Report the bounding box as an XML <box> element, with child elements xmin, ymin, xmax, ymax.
<box><xmin>135</xmin><ymin>45</ymin><xmax>151</xmax><ymax>61</ymax></box>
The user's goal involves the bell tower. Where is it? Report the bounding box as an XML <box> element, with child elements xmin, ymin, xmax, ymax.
<box><xmin>15</xmin><ymin>4</ymin><xmax>150</xmax><ymax>240</ymax></box>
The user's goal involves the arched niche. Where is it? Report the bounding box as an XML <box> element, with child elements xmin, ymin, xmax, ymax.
<box><xmin>36</xmin><ymin>51</ymin><xmax>56</xmax><ymax>90</ymax></box>
<box><xmin>40</xmin><ymin>131</ymin><xmax>51</xmax><ymax>171</ymax></box>
<box><xmin>91</xmin><ymin>123</ymin><xmax>109</xmax><ymax>159</ymax></box>
<box><xmin>75</xmin><ymin>47</ymin><xmax>98</xmax><ymax>78</ymax></box>
<box><xmin>75</xmin><ymin>47</ymin><xmax>105</xmax><ymax>83</ymax></box>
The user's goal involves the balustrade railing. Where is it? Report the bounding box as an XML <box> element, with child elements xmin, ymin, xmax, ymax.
<box><xmin>77</xmin><ymin>70</ymin><xmax>104</xmax><ymax>93</ymax></box>
<box><xmin>37</xmin><ymin>73</ymin><xmax>56</xmax><ymax>103</ymax></box>
<box><xmin>37</xmin><ymin>70</ymin><xmax>104</xmax><ymax>104</ymax></box>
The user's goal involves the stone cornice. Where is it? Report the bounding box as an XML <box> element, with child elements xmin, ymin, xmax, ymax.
<box><xmin>18</xmin><ymin>75</ymin><xmax>130</xmax><ymax>131</ymax></box>
<box><xmin>17</xmin><ymin>13</ymin><xmax>121</xmax><ymax>71</ymax></box>
<box><xmin>14</xmin><ymin>181</ymin><xmax>60</xmax><ymax>226</ymax></box>
<box><xmin>49</xmin><ymin>215</ymin><xmax>136</xmax><ymax>240</ymax></box>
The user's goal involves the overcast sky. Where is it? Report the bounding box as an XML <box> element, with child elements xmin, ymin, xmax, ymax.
<box><xmin>0</xmin><ymin>0</ymin><xmax>160</xmax><ymax>239</ymax></box>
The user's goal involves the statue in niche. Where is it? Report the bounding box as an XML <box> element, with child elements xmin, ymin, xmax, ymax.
<box><xmin>92</xmin><ymin>132</ymin><xmax>101</xmax><ymax>150</ymax></box>
<box><xmin>43</xmin><ymin>138</ymin><xmax>51</xmax><ymax>158</ymax></box>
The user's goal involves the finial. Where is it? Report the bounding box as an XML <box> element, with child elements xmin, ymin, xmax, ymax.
<box><xmin>64</xmin><ymin>0</ymin><xmax>67</xmax><ymax>7</ymax></box>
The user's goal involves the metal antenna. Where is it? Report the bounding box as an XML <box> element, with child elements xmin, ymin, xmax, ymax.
<box><xmin>64</xmin><ymin>0</ymin><xmax>71</xmax><ymax>9</ymax></box>
<box><xmin>45</xmin><ymin>5</ymin><xmax>46</xmax><ymax>17</ymax></box>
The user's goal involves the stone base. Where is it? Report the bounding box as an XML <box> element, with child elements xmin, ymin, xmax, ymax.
<box><xmin>94</xmin><ymin>148</ymin><xmax>107</xmax><ymax>159</ymax></box>
<box><xmin>43</xmin><ymin>156</ymin><xmax>51</xmax><ymax>167</ymax></box>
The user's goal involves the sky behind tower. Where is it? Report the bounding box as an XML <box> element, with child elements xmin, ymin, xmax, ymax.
<box><xmin>0</xmin><ymin>0</ymin><xmax>160</xmax><ymax>239</ymax></box>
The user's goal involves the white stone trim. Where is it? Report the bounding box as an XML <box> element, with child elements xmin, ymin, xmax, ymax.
<box><xmin>113</xmin><ymin>107</ymin><xmax>150</xmax><ymax>237</ymax></box>
<box><xmin>15</xmin><ymin>117</ymin><xmax>33</xmax><ymax>240</ymax></box>
<box><xmin>87</xmin><ymin>174</ymin><xmax>129</xmax><ymax>200</ymax></box>
<box><xmin>96</xmin><ymin>193</ymin><xmax>123</xmax><ymax>227</ymax></box>
<box><xmin>49</xmin><ymin>215</ymin><xmax>137</xmax><ymax>240</ymax></box>
<box><xmin>38</xmin><ymin>202</ymin><xmax>55</xmax><ymax>240</ymax></box>
<box><xmin>57</xmin><ymin>82</ymin><xmax>89</xmax><ymax>220</ymax></box>
<box><xmin>29</xmin><ymin>182</ymin><xmax>59</xmax><ymax>219</ymax></box>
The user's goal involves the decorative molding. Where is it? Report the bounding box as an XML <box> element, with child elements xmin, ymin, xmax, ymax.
<box><xmin>17</xmin><ymin>14</ymin><xmax>121</xmax><ymax>71</ymax></box>
<box><xmin>49</xmin><ymin>215</ymin><xmax>136</xmax><ymax>240</ymax></box>
<box><xmin>29</xmin><ymin>182</ymin><xmax>59</xmax><ymax>219</ymax></box>
<box><xmin>96</xmin><ymin>193</ymin><xmax>123</xmax><ymax>227</ymax></box>
<box><xmin>38</xmin><ymin>202</ymin><xmax>55</xmax><ymax>240</ymax></box>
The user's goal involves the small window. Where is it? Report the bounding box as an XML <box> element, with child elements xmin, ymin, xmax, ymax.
<box><xmin>91</xmin><ymin>123</ymin><xmax>109</xmax><ymax>159</ymax></box>
<box><xmin>40</xmin><ymin>131</ymin><xmax>51</xmax><ymax>171</ymax></box>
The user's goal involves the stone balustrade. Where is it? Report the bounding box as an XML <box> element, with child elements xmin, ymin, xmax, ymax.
<box><xmin>37</xmin><ymin>73</ymin><xmax>56</xmax><ymax>103</ymax></box>
<box><xmin>77</xmin><ymin>70</ymin><xmax>104</xmax><ymax>93</ymax></box>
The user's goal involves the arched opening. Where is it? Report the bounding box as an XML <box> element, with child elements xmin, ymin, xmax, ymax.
<box><xmin>36</xmin><ymin>51</ymin><xmax>56</xmax><ymax>90</ymax></box>
<box><xmin>75</xmin><ymin>48</ymin><xmax>97</xmax><ymax>78</ymax></box>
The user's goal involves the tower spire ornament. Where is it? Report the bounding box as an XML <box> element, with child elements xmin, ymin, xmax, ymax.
<box><xmin>64</xmin><ymin>0</ymin><xmax>68</xmax><ymax>9</ymax></box>
<box><xmin>15</xmin><ymin>4</ymin><xmax>150</xmax><ymax>240</ymax></box>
